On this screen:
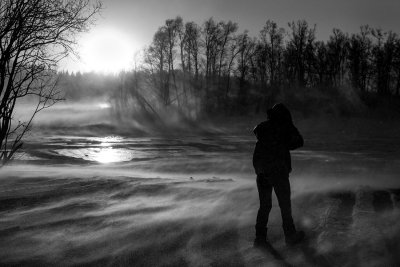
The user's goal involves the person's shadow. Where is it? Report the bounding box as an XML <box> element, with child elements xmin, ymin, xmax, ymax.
<box><xmin>258</xmin><ymin>242</ymin><xmax>293</xmax><ymax>267</ymax></box>
<box><xmin>259</xmin><ymin>239</ymin><xmax>333</xmax><ymax>267</ymax></box>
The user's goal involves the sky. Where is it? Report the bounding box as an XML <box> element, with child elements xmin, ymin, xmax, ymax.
<box><xmin>61</xmin><ymin>0</ymin><xmax>400</xmax><ymax>73</ymax></box>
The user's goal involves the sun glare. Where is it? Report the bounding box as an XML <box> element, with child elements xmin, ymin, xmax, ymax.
<box><xmin>98</xmin><ymin>103</ymin><xmax>111</xmax><ymax>109</ymax></box>
<box><xmin>93</xmin><ymin>147</ymin><xmax>122</xmax><ymax>163</ymax></box>
<box><xmin>80</xmin><ymin>28</ymin><xmax>137</xmax><ymax>73</ymax></box>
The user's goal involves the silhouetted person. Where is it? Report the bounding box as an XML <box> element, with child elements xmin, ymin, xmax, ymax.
<box><xmin>253</xmin><ymin>103</ymin><xmax>305</xmax><ymax>247</ymax></box>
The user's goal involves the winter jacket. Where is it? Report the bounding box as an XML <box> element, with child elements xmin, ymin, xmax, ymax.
<box><xmin>252</xmin><ymin>104</ymin><xmax>303</xmax><ymax>176</ymax></box>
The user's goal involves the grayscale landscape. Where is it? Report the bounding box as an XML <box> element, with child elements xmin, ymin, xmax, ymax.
<box><xmin>1</xmin><ymin>104</ymin><xmax>400</xmax><ymax>266</ymax></box>
<box><xmin>1</xmin><ymin>0</ymin><xmax>400</xmax><ymax>266</ymax></box>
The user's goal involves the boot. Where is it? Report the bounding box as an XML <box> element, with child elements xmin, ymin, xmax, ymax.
<box><xmin>283</xmin><ymin>224</ymin><xmax>305</xmax><ymax>246</ymax></box>
<box><xmin>285</xmin><ymin>230</ymin><xmax>305</xmax><ymax>246</ymax></box>
<box><xmin>253</xmin><ymin>227</ymin><xmax>269</xmax><ymax>248</ymax></box>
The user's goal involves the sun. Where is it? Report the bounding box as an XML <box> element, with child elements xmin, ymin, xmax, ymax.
<box><xmin>79</xmin><ymin>27</ymin><xmax>137</xmax><ymax>73</ymax></box>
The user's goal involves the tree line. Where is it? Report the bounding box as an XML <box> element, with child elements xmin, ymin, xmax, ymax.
<box><xmin>58</xmin><ymin>17</ymin><xmax>400</xmax><ymax>121</ymax></box>
<box><xmin>134</xmin><ymin>17</ymin><xmax>400</xmax><ymax>116</ymax></box>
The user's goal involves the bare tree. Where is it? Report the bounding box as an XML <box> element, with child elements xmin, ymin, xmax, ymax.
<box><xmin>327</xmin><ymin>28</ymin><xmax>349</xmax><ymax>87</ymax></box>
<box><xmin>314</xmin><ymin>41</ymin><xmax>328</xmax><ymax>86</ymax></box>
<box><xmin>184</xmin><ymin>21</ymin><xmax>201</xmax><ymax>81</ymax></box>
<box><xmin>203</xmin><ymin>18</ymin><xmax>221</xmax><ymax>81</ymax></box>
<box><xmin>165</xmin><ymin>17</ymin><xmax>182</xmax><ymax>106</ymax></box>
<box><xmin>260</xmin><ymin>20</ymin><xmax>285</xmax><ymax>88</ymax></box>
<box><xmin>347</xmin><ymin>26</ymin><xmax>373</xmax><ymax>92</ymax></box>
<box><xmin>224</xmin><ymin>35</ymin><xmax>241</xmax><ymax>101</ymax></box>
<box><xmin>146</xmin><ymin>27</ymin><xmax>169</xmax><ymax>105</ymax></box>
<box><xmin>372</xmin><ymin>29</ymin><xmax>397</xmax><ymax>95</ymax></box>
<box><xmin>217</xmin><ymin>21</ymin><xmax>237</xmax><ymax>81</ymax></box>
<box><xmin>394</xmin><ymin>38</ymin><xmax>400</xmax><ymax>96</ymax></box>
<box><xmin>0</xmin><ymin>0</ymin><xmax>101</xmax><ymax>165</ymax></box>
<box><xmin>236</xmin><ymin>31</ymin><xmax>256</xmax><ymax>110</ymax></box>
<box><xmin>287</xmin><ymin>20</ymin><xmax>316</xmax><ymax>87</ymax></box>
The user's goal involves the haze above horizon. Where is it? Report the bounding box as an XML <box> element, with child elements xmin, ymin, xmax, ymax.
<box><xmin>60</xmin><ymin>0</ymin><xmax>400</xmax><ymax>73</ymax></box>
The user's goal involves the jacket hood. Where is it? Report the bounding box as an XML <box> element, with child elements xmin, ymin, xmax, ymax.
<box><xmin>268</xmin><ymin>103</ymin><xmax>293</xmax><ymax>125</ymax></box>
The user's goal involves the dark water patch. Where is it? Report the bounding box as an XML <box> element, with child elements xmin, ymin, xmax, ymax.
<box><xmin>26</xmin><ymin>149</ymin><xmax>92</xmax><ymax>164</ymax></box>
<box><xmin>373</xmin><ymin>190</ymin><xmax>394</xmax><ymax>212</ymax></box>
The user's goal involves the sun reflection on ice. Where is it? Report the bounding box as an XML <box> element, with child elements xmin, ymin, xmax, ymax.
<box><xmin>56</xmin><ymin>136</ymin><xmax>145</xmax><ymax>163</ymax></box>
<box><xmin>92</xmin><ymin>136</ymin><xmax>130</xmax><ymax>163</ymax></box>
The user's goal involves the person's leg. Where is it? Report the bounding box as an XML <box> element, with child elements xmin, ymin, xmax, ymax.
<box><xmin>273</xmin><ymin>175</ymin><xmax>295</xmax><ymax>235</ymax></box>
<box><xmin>255</xmin><ymin>174</ymin><xmax>273</xmax><ymax>242</ymax></box>
<box><xmin>273</xmin><ymin>175</ymin><xmax>305</xmax><ymax>245</ymax></box>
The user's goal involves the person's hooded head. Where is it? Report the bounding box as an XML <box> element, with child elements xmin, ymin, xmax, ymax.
<box><xmin>267</xmin><ymin>103</ymin><xmax>293</xmax><ymax>125</ymax></box>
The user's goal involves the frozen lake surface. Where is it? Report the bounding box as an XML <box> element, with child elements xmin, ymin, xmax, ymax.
<box><xmin>1</xmin><ymin>130</ymin><xmax>400</xmax><ymax>266</ymax></box>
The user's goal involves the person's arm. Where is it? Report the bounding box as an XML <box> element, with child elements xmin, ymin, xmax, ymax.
<box><xmin>255</xmin><ymin>122</ymin><xmax>281</xmax><ymax>149</ymax></box>
<box><xmin>254</xmin><ymin>123</ymin><xmax>266</xmax><ymax>141</ymax></box>
<box><xmin>288</xmin><ymin>125</ymin><xmax>304</xmax><ymax>150</ymax></box>
<box><xmin>253</xmin><ymin>125</ymin><xmax>260</xmax><ymax>139</ymax></box>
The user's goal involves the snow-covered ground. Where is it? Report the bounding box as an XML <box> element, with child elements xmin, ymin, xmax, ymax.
<box><xmin>1</xmin><ymin>127</ymin><xmax>400</xmax><ymax>266</ymax></box>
